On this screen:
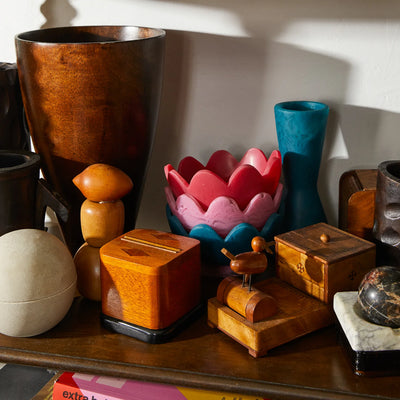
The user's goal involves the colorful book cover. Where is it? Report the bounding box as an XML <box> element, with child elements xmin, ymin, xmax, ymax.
<box><xmin>53</xmin><ymin>371</ymin><xmax>267</xmax><ymax>400</ymax></box>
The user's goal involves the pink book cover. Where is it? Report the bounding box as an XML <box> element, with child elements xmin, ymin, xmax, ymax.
<box><xmin>53</xmin><ymin>372</ymin><xmax>186</xmax><ymax>400</ymax></box>
<box><xmin>53</xmin><ymin>371</ymin><xmax>268</xmax><ymax>400</ymax></box>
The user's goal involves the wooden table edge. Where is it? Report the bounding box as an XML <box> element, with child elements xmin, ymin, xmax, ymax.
<box><xmin>0</xmin><ymin>347</ymin><xmax>385</xmax><ymax>400</ymax></box>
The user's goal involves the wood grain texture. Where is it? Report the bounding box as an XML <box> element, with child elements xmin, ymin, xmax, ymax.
<box><xmin>73</xmin><ymin>243</ymin><xmax>102</xmax><ymax>301</ymax></box>
<box><xmin>208</xmin><ymin>278</ymin><xmax>333</xmax><ymax>358</ymax></box>
<box><xmin>216</xmin><ymin>276</ymin><xmax>277</xmax><ymax>323</ymax></box>
<box><xmin>73</xmin><ymin>164</ymin><xmax>133</xmax><ymax>202</ymax></box>
<box><xmin>80</xmin><ymin>199</ymin><xmax>125</xmax><ymax>247</ymax></box>
<box><xmin>275</xmin><ymin>223</ymin><xmax>376</xmax><ymax>303</ymax></box>
<box><xmin>100</xmin><ymin>229</ymin><xmax>201</xmax><ymax>330</ymax></box>
<box><xmin>0</xmin><ymin>296</ymin><xmax>399</xmax><ymax>399</ymax></box>
<box><xmin>16</xmin><ymin>26</ymin><xmax>165</xmax><ymax>253</ymax></box>
<box><xmin>339</xmin><ymin>169</ymin><xmax>377</xmax><ymax>240</ymax></box>
<box><xmin>229</xmin><ymin>252</ymin><xmax>268</xmax><ymax>276</ymax></box>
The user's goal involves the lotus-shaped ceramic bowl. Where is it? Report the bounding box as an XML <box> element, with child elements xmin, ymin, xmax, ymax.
<box><xmin>165</xmin><ymin>183</ymin><xmax>283</xmax><ymax>238</ymax></box>
<box><xmin>164</xmin><ymin>148</ymin><xmax>281</xmax><ymax>210</ymax></box>
<box><xmin>164</xmin><ymin>148</ymin><xmax>284</xmax><ymax>265</ymax></box>
<box><xmin>166</xmin><ymin>205</ymin><xmax>284</xmax><ymax>265</ymax></box>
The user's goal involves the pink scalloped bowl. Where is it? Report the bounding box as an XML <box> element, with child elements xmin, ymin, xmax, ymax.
<box><xmin>164</xmin><ymin>148</ymin><xmax>281</xmax><ymax>210</ymax></box>
<box><xmin>165</xmin><ymin>183</ymin><xmax>283</xmax><ymax>238</ymax></box>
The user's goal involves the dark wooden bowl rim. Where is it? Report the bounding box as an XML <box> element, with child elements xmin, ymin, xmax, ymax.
<box><xmin>378</xmin><ymin>160</ymin><xmax>400</xmax><ymax>182</ymax></box>
<box><xmin>0</xmin><ymin>150</ymin><xmax>39</xmax><ymax>174</ymax></box>
<box><xmin>15</xmin><ymin>25</ymin><xmax>165</xmax><ymax>45</ymax></box>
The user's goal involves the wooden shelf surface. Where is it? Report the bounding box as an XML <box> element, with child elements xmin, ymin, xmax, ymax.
<box><xmin>0</xmin><ymin>296</ymin><xmax>399</xmax><ymax>400</ymax></box>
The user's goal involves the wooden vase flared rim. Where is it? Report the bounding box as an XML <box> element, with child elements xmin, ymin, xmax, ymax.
<box><xmin>15</xmin><ymin>25</ymin><xmax>166</xmax><ymax>45</ymax></box>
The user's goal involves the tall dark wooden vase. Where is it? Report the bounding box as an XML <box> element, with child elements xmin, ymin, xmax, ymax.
<box><xmin>15</xmin><ymin>26</ymin><xmax>165</xmax><ymax>253</ymax></box>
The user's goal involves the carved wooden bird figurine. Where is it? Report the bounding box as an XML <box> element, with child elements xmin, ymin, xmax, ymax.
<box><xmin>221</xmin><ymin>236</ymin><xmax>273</xmax><ymax>291</ymax></box>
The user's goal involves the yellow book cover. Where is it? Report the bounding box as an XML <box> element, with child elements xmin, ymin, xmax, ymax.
<box><xmin>177</xmin><ymin>386</ymin><xmax>267</xmax><ymax>400</ymax></box>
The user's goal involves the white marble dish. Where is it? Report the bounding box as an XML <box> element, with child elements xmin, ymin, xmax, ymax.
<box><xmin>333</xmin><ymin>291</ymin><xmax>400</xmax><ymax>352</ymax></box>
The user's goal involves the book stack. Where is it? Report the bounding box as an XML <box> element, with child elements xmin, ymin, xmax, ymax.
<box><xmin>52</xmin><ymin>371</ymin><xmax>268</xmax><ymax>400</ymax></box>
<box><xmin>0</xmin><ymin>363</ymin><xmax>56</xmax><ymax>400</ymax></box>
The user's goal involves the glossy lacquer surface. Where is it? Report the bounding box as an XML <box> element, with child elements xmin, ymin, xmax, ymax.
<box><xmin>16</xmin><ymin>26</ymin><xmax>165</xmax><ymax>253</ymax></box>
<box><xmin>275</xmin><ymin>101</ymin><xmax>329</xmax><ymax>232</ymax></box>
<box><xmin>0</xmin><ymin>297</ymin><xmax>399</xmax><ymax>400</ymax></box>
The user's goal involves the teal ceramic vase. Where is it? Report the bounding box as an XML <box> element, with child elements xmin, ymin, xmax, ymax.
<box><xmin>274</xmin><ymin>101</ymin><xmax>329</xmax><ymax>231</ymax></box>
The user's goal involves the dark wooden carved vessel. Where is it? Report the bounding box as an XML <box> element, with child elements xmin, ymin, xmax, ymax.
<box><xmin>373</xmin><ymin>160</ymin><xmax>400</xmax><ymax>266</ymax></box>
<box><xmin>0</xmin><ymin>150</ymin><xmax>68</xmax><ymax>236</ymax></box>
<box><xmin>0</xmin><ymin>63</ymin><xmax>30</xmax><ymax>151</ymax></box>
<box><xmin>15</xmin><ymin>26</ymin><xmax>165</xmax><ymax>252</ymax></box>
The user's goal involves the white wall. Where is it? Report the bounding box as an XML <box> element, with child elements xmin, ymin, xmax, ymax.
<box><xmin>3</xmin><ymin>0</ymin><xmax>400</xmax><ymax>232</ymax></box>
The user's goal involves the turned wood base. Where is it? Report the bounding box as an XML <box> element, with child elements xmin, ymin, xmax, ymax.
<box><xmin>216</xmin><ymin>276</ymin><xmax>277</xmax><ymax>323</ymax></box>
<box><xmin>208</xmin><ymin>278</ymin><xmax>334</xmax><ymax>358</ymax></box>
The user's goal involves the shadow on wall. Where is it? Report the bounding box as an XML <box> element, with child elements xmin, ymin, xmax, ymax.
<box><xmin>157</xmin><ymin>0</ymin><xmax>400</xmax><ymax>23</ymax></box>
<box><xmin>40</xmin><ymin>0</ymin><xmax>77</xmax><ymax>28</ymax></box>
<box><xmin>138</xmin><ymin>31</ymin><xmax>350</xmax><ymax>231</ymax></box>
<box><xmin>260</xmin><ymin>42</ymin><xmax>350</xmax><ymax>226</ymax></box>
<box><xmin>37</xmin><ymin>0</ymin><xmax>400</xmax><ymax>232</ymax></box>
<box><xmin>136</xmin><ymin>0</ymin><xmax>400</xmax><ymax>231</ymax></box>
<box><xmin>137</xmin><ymin>30</ymin><xmax>270</xmax><ymax>230</ymax></box>
<box><xmin>320</xmin><ymin>105</ymin><xmax>400</xmax><ymax>225</ymax></box>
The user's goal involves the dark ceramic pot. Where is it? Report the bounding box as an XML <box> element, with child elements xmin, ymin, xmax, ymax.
<box><xmin>15</xmin><ymin>26</ymin><xmax>165</xmax><ymax>253</ymax></box>
<box><xmin>373</xmin><ymin>160</ymin><xmax>400</xmax><ymax>266</ymax></box>
<box><xmin>0</xmin><ymin>63</ymin><xmax>30</xmax><ymax>151</ymax></box>
<box><xmin>0</xmin><ymin>150</ymin><xmax>68</xmax><ymax>236</ymax></box>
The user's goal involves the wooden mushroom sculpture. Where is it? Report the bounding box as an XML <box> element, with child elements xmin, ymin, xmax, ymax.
<box><xmin>73</xmin><ymin>164</ymin><xmax>133</xmax><ymax>301</ymax></box>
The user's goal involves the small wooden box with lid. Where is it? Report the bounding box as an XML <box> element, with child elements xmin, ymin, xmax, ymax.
<box><xmin>275</xmin><ymin>223</ymin><xmax>376</xmax><ymax>304</ymax></box>
<box><xmin>100</xmin><ymin>229</ymin><xmax>201</xmax><ymax>343</ymax></box>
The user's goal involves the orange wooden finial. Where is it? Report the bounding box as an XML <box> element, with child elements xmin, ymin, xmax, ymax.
<box><xmin>320</xmin><ymin>233</ymin><xmax>330</xmax><ymax>243</ymax></box>
<box><xmin>251</xmin><ymin>236</ymin><xmax>266</xmax><ymax>252</ymax></box>
<box><xmin>251</xmin><ymin>236</ymin><xmax>274</xmax><ymax>254</ymax></box>
<box><xmin>73</xmin><ymin>163</ymin><xmax>133</xmax><ymax>202</ymax></box>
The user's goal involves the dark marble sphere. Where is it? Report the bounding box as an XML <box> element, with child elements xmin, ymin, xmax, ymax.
<box><xmin>358</xmin><ymin>266</ymin><xmax>400</xmax><ymax>328</ymax></box>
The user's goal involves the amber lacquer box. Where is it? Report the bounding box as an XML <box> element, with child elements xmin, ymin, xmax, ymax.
<box><xmin>100</xmin><ymin>229</ymin><xmax>201</xmax><ymax>343</ymax></box>
<box><xmin>275</xmin><ymin>223</ymin><xmax>376</xmax><ymax>304</ymax></box>
<box><xmin>338</xmin><ymin>169</ymin><xmax>377</xmax><ymax>241</ymax></box>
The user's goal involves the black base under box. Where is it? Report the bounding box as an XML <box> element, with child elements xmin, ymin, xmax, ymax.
<box><xmin>338</xmin><ymin>325</ymin><xmax>400</xmax><ymax>377</ymax></box>
<box><xmin>101</xmin><ymin>304</ymin><xmax>204</xmax><ymax>344</ymax></box>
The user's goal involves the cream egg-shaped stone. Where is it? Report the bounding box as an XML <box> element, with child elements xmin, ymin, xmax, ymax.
<box><xmin>0</xmin><ymin>229</ymin><xmax>77</xmax><ymax>337</ymax></box>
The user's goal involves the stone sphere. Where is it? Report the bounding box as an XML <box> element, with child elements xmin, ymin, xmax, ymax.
<box><xmin>358</xmin><ymin>266</ymin><xmax>400</xmax><ymax>328</ymax></box>
<box><xmin>0</xmin><ymin>229</ymin><xmax>77</xmax><ymax>337</ymax></box>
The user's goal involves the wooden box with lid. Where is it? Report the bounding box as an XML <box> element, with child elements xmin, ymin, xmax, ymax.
<box><xmin>275</xmin><ymin>223</ymin><xmax>376</xmax><ymax>304</ymax></box>
<box><xmin>99</xmin><ymin>229</ymin><xmax>202</xmax><ymax>343</ymax></box>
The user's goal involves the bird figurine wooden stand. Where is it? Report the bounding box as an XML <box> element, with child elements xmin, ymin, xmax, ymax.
<box><xmin>207</xmin><ymin>235</ymin><xmax>334</xmax><ymax>358</ymax></box>
<box><xmin>73</xmin><ymin>164</ymin><xmax>133</xmax><ymax>301</ymax></box>
<box><xmin>218</xmin><ymin>237</ymin><xmax>278</xmax><ymax>323</ymax></box>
